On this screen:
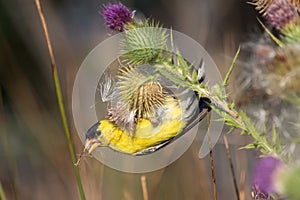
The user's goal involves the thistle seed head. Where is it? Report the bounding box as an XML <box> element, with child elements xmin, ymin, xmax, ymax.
<box><xmin>129</xmin><ymin>81</ymin><xmax>165</xmax><ymax>119</ymax></box>
<box><xmin>106</xmin><ymin>66</ymin><xmax>166</xmax><ymax>132</ymax></box>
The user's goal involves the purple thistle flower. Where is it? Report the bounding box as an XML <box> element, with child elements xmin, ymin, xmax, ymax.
<box><xmin>265</xmin><ymin>0</ymin><xmax>298</xmax><ymax>29</ymax></box>
<box><xmin>101</xmin><ymin>2</ymin><xmax>135</xmax><ymax>32</ymax></box>
<box><xmin>252</xmin><ymin>156</ymin><xmax>285</xmax><ymax>198</ymax></box>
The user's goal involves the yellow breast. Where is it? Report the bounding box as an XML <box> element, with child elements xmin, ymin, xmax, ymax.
<box><xmin>98</xmin><ymin>118</ymin><xmax>185</xmax><ymax>154</ymax></box>
<box><xmin>97</xmin><ymin>96</ymin><xmax>186</xmax><ymax>154</ymax></box>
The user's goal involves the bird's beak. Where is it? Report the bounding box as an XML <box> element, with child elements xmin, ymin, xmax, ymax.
<box><xmin>84</xmin><ymin>138</ymin><xmax>101</xmax><ymax>155</ymax></box>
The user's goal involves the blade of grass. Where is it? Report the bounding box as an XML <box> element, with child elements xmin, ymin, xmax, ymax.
<box><xmin>223</xmin><ymin>46</ymin><xmax>240</xmax><ymax>87</ymax></box>
<box><xmin>34</xmin><ymin>0</ymin><xmax>86</xmax><ymax>199</ymax></box>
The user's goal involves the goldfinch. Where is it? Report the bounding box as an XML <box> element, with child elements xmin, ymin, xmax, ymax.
<box><xmin>83</xmin><ymin>64</ymin><xmax>210</xmax><ymax>155</ymax></box>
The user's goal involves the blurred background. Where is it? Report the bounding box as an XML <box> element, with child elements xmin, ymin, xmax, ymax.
<box><xmin>0</xmin><ymin>0</ymin><xmax>262</xmax><ymax>199</ymax></box>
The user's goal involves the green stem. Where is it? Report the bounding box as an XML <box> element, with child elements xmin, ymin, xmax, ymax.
<box><xmin>0</xmin><ymin>181</ymin><xmax>7</xmax><ymax>200</ymax></box>
<box><xmin>34</xmin><ymin>0</ymin><xmax>86</xmax><ymax>199</ymax></box>
<box><xmin>53</xmin><ymin>68</ymin><xmax>86</xmax><ymax>199</ymax></box>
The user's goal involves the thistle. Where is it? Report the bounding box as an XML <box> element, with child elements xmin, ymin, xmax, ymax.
<box><xmin>116</xmin><ymin>66</ymin><xmax>161</xmax><ymax>105</ymax></box>
<box><xmin>107</xmin><ymin>66</ymin><xmax>166</xmax><ymax>132</ymax></box>
<box><xmin>252</xmin><ymin>159</ymin><xmax>300</xmax><ymax>200</ymax></box>
<box><xmin>265</xmin><ymin>0</ymin><xmax>298</xmax><ymax>30</ymax></box>
<box><xmin>121</xmin><ymin>21</ymin><xmax>168</xmax><ymax>65</ymax></box>
<box><xmin>251</xmin><ymin>0</ymin><xmax>299</xmax><ymax>16</ymax></box>
<box><xmin>101</xmin><ymin>2</ymin><xmax>135</xmax><ymax>32</ymax></box>
<box><xmin>252</xmin><ymin>156</ymin><xmax>286</xmax><ymax>199</ymax></box>
<box><xmin>128</xmin><ymin>81</ymin><xmax>165</xmax><ymax>119</ymax></box>
<box><xmin>235</xmin><ymin>0</ymin><xmax>300</xmax><ymax>159</ymax></box>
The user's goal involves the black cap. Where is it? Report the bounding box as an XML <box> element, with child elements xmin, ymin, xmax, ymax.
<box><xmin>86</xmin><ymin>121</ymin><xmax>102</xmax><ymax>139</ymax></box>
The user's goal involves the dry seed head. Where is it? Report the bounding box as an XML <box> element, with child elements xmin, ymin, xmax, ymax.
<box><xmin>117</xmin><ymin>66</ymin><xmax>149</xmax><ymax>103</ymax></box>
<box><xmin>129</xmin><ymin>81</ymin><xmax>165</xmax><ymax>119</ymax></box>
<box><xmin>107</xmin><ymin>66</ymin><xmax>166</xmax><ymax>132</ymax></box>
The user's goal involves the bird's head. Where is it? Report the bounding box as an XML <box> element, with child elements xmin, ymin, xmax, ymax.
<box><xmin>84</xmin><ymin>122</ymin><xmax>102</xmax><ymax>155</ymax></box>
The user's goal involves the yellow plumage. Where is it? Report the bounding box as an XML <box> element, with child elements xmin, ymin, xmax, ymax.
<box><xmin>96</xmin><ymin>96</ymin><xmax>186</xmax><ymax>154</ymax></box>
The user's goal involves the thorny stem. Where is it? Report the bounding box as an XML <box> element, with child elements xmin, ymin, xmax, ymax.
<box><xmin>195</xmin><ymin>84</ymin><xmax>277</xmax><ymax>155</ymax></box>
<box><xmin>194</xmin><ymin>85</ymin><xmax>244</xmax><ymax>125</ymax></box>
<box><xmin>34</xmin><ymin>0</ymin><xmax>86</xmax><ymax>199</ymax></box>
<box><xmin>161</xmin><ymin>48</ymin><xmax>278</xmax><ymax>155</ymax></box>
